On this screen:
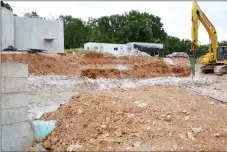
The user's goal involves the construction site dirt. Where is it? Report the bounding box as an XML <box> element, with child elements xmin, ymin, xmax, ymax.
<box><xmin>3</xmin><ymin>52</ymin><xmax>227</xmax><ymax>151</ymax></box>
<box><xmin>1</xmin><ymin>52</ymin><xmax>190</xmax><ymax>78</ymax></box>
<box><xmin>41</xmin><ymin>86</ymin><xmax>227</xmax><ymax>151</ymax></box>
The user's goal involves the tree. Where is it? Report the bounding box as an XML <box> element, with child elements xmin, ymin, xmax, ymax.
<box><xmin>84</xmin><ymin>10</ymin><xmax>167</xmax><ymax>44</ymax></box>
<box><xmin>1</xmin><ymin>1</ymin><xmax>13</xmax><ymax>11</ymax></box>
<box><xmin>197</xmin><ymin>44</ymin><xmax>209</xmax><ymax>57</ymax></box>
<box><xmin>64</xmin><ymin>18</ymin><xmax>86</xmax><ymax>49</ymax></box>
<box><xmin>59</xmin><ymin>15</ymin><xmax>73</xmax><ymax>25</ymax></box>
<box><xmin>219</xmin><ymin>40</ymin><xmax>227</xmax><ymax>46</ymax></box>
<box><xmin>163</xmin><ymin>36</ymin><xmax>191</xmax><ymax>55</ymax></box>
<box><xmin>24</xmin><ymin>11</ymin><xmax>44</xmax><ymax>19</ymax></box>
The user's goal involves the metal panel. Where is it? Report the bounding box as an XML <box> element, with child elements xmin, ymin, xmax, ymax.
<box><xmin>1</xmin><ymin>7</ymin><xmax>14</xmax><ymax>49</ymax></box>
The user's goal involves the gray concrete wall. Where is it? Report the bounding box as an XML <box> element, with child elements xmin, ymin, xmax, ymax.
<box><xmin>1</xmin><ymin>63</ymin><xmax>35</xmax><ymax>151</ymax></box>
<box><xmin>14</xmin><ymin>17</ymin><xmax>64</xmax><ymax>53</ymax></box>
<box><xmin>1</xmin><ymin>7</ymin><xmax>14</xmax><ymax>50</ymax></box>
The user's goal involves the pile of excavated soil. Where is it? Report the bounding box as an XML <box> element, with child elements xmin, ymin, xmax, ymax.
<box><xmin>1</xmin><ymin>52</ymin><xmax>81</xmax><ymax>76</ymax></box>
<box><xmin>40</xmin><ymin>86</ymin><xmax>227</xmax><ymax>151</ymax></box>
<box><xmin>1</xmin><ymin>52</ymin><xmax>190</xmax><ymax>78</ymax></box>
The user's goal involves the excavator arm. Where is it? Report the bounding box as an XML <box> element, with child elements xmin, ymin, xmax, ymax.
<box><xmin>191</xmin><ymin>0</ymin><xmax>218</xmax><ymax>63</ymax></box>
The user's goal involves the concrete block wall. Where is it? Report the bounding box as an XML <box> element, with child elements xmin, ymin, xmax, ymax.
<box><xmin>1</xmin><ymin>63</ymin><xmax>35</xmax><ymax>151</ymax></box>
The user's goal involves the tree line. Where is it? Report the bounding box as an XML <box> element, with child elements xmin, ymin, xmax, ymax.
<box><xmin>59</xmin><ymin>11</ymin><xmax>191</xmax><ymax>56</ymax></box>
<box><xmin>2</xmin><ymin>0</ymin><xmax>226</xmax><ymax>56</ymax></box>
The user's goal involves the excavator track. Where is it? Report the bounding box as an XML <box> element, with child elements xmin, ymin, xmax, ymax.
<box><xmin>214</xmin><ymin>65</ymin><xmax>227</xmax><ymax>76</ymax></box>
<box><xmin>199</xmin><ymin>64</ymin><xmax>227</xmax><ymax>76</ymax></box>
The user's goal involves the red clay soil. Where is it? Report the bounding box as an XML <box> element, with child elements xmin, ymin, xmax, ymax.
<box><xmin>40</xmin><ymin>86</ymin><xmax>227</xmax><ymax>151</ymax></box>
<box><xmin>1</xmin><ymin>52</ymin><xmax>81</xmax><ymax>76</ymax></box>
<box><xmin>1</xmin><ymin>52</ymin><xmax>190</xmax><ymax>78</ymax></box>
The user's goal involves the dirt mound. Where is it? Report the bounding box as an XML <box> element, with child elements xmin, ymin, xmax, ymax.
<box><xmin>81</xmin><ymin>57</ymin><xmax>190</xmax><ymax>79</ymax></box>
<box><xmin>40</xmin><ymin>86</ymin><xmax>227</xmax><ymax>151</ymax></box>
<box><xmin>1</xmin><ymin>52</ymin><xmax>190</xmax><ymax>78</ymax></box>
<box><xmin>1</xmin><ymin>52</ymin><xmax>81</xmax><ymax>76</ymax></box>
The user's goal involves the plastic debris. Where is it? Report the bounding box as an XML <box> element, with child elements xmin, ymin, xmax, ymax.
<box><xmin>32</xmin><ymin>120</ymin><xmax>56</xmax><ymax>139</ymax></box>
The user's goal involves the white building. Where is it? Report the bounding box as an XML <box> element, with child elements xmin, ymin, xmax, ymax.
<box><xmin>84</xmin><ymin>42</ymin><xmax>127</xmax><ymax>56</ymax></box>
<box><xmin>84</xmin><ymin>42</ymin><xmax>164</xmax><ymax>56</ymax></box>
<box><xmin>1</xmin><ymin>7</ymin><xmax>64</xmax><ymax>53</ymax></box>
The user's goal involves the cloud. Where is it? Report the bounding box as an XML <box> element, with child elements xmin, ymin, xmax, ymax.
<box><xmin>8</xmin><ymin>1</ymin><xmax>227</xmax><ymax>44</ymax></box>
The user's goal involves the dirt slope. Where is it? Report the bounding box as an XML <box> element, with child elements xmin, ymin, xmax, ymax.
<box><xmin>41</xmin><ymin>86</ymin><xmax>227</xmax><ymax>151</ymax></box>
<box><xmin>1</xmin><ymin>52</ymin><xmax>190</xmax><ymax>78</ymax></box>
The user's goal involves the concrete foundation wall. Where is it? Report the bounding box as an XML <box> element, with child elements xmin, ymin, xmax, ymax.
<box><xmin>14</xmin><ymin>17</ymin><xmax>64</xmax><ymax>53</ymax></box>
<box><xmin>1</xmin><ymin>7</ymin><xmax>14</xmax><ymax>49</ymax></box>
<box><xmin>1</xmin><ymin>63</ymin><xmax>35</xmax><ymax>151</ymax></box>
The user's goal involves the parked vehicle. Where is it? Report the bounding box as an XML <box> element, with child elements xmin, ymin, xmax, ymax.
<box><xmin>166</xmin><ymin>52</ymin><xmax>189</xmax><ymax>59</ymax></box>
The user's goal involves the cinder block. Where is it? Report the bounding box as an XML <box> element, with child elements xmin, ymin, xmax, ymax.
<box><xmin>2</xmin><ymin>106</ymin><xmax>28</xmax><ymax>125</ymax></box>
<box><xmin>2</xmin><ymin>92</ymin><xmax>28</xmax><ymax>109</ymax></box>
<box><xmin>2</xmin><ymin>63</ymin><xmax>28</xmax><ymax>78</ymax></box>
<box><xmin>2</xmin><ymin>121</ymin><xmax>33</xmax><ymax>139</ymax></box>
<box><xmin>2</xmin><ymin>133</ymin><xmax>35</xmax><ymax>151</ymax></box>
<box><xmin>2</xmin><ymin>77</ymin><xmax>28</xmax><ymax>93</ymax></box>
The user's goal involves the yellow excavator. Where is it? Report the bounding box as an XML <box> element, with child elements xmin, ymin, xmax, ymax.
<box><xmin>191</xmin><ymin>0</ymin><xmax>227</xmax><ymax>75</ymax></box>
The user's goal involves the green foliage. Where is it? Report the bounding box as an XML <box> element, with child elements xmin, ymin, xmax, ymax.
<box><xmin>164</xmin><ymin>36</ymin><xmax>190</xmax><ymax>55</ymax></box>
<box><xmin>219</xmin><ymin>40</ymin><xmax>227</xmax><ymax>46</ymax></box>
<box><xmin>59</xmin><ymin>10</ymin><xmax>167</xmax><ymax>49</ymax></box>
<box><xmin>197</xmin><ymin>44</ymin><xmax>209</xmax><ymax>57</ymax></box>
<box><xmin>1</xmin><ymin>1</ymin><xmax>13</xmax><ymax>11</ymax></box>
<box><xmin>24</xmin><ymin>11</ymin><xmax>44</xmax><ymax>19</ymax></box>
<box><xmin>64</xmin><ymin>18</ymin><xmax>86</xmax><ymax>49</ymax></box>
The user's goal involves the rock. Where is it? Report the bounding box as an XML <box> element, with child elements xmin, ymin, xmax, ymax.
<box><xmin>43</xmin><ymin>140</ymin><xmax>51</xmax><ymax>149</ymax></box>
<box><xmin>67</xmin><ymin>143</ymin><xmax>82</xmax><ymax>151</ymax></box>
<box><xmin>214</xmin><ymin>133</ymin><xmax>224</xmax><ymax>138</ymax></box>
<box><xmin>50</xmin><ymin>137</ymin><xmax>59</xmax><ymax>145</ymax></box>
<box><xmin>104</xmin><ymin>138</ymin><xmax>122</xmax><ymax>143</ymax></box>
<box><xmin>36</xmin><ymin>112</ymin><xmax>44</xmax><ymax>120</ymax></box>
<box><xmin>192</xmin><ymin>127</ymin><xmax>202</xmax><ymax>133</ymax></box>
<box><xmin>114</xmin><ymin>128</ymin><xmax>122</xmax><ymax>137</ymax></box>
<box><xmin>157</xmin><ymin>128</ymin><xmax>162</xmax><ymax>131</ymax></box>
<box><xmin>132</xmin><ymin>133</ymin><xmax>140</xmax><ymax>137</ymax></box>
<box><xmin>187</xmin><ymin>132</ymin><xmax>196</xmax><ymax>141</ymax></box>
<box><xmin>209</xmin><ymin>102</ymin><xmax>215</xmax><ymax>105</ymax></box>
<box><xmin>127</xmin><ymin>113</ymin><xmax>135</xmax><ymax>118</ymax></box>
<box><xmin>183</xmin><ymin>110</ymin><xmax>189</xmax><ymax>115</ymax></box>
<box><xmin>223</xmin><ymin>128</ymin><xmax>227</xmax><ymax>133</ymax></box>
<box><xmin>36</xmin><ymin>138</ymin><xmax>45</xmax><ymax>143</ymax></box>
<box><xmin>184</xmin><ymin>116</ymin><xmax>189</xmax><ymax>120</ymax></box>
<box><xmin>133</xmin><ymin>141</ymin><xmax>141</xmax><ymax>148</ymax></box>
<box><xmin>106</xmin><ymin>117</ymin><xmax>110</xmax><ymax>123</ymax></box>
<box><xmin>101</xmin><ymin>124</ymin><xmax>107</xmax><ymax>128</ymax></box>
<box><xmin>102</xmin><ymin>133</ymin><xmax>110</xmax><ymax>138</ymax></box>
<box><xmin>178</xmin><ymin>133</ymin><xmax>189</xmax><ymax>141</ymax></box>
<box><xmin>163</xmin><ymin>115</ymin><xmax>172</xmax><ymax>122</ymax></box>
<box><xmin>77</xmin><ymin>109</ymin><xmax>83</xmax><ymax>114</ymax></box>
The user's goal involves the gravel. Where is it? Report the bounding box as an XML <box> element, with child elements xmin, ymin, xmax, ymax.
<box><xmin>28</xmin><ymin>74</ymin><xmax>227</xmax><ymax>120</ymax></box>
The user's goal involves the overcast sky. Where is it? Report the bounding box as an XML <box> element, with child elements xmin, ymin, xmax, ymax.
<box><xmin>7</xmin><ymin>1</ymin><xmax>227</xmax><ymax>44</ymax></box>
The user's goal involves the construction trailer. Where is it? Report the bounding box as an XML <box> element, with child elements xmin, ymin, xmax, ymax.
<box><xmin>126</xmin><ymin>42</ymin><xmax>164</xmax><ymax>57</ymax></box>
<box><xmin>1</xmin><ymin>7</ymin><xmax>64</xmax><ymax>53</ymax></box>
<box><xmin>84</xmin><ymin>42</ymin><xmax>127</xmax><ymax>56</ymax></box>
<box><xmin>84</xmin><ymin>42</ymin><xmax>164</xmax><ymax>56</ymax></box>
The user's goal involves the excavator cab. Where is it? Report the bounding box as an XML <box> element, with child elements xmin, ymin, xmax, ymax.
<box><xmin>217</xmin><ymin>46</ymin><xmax>227</xmax><ymax>61</ymax></box>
